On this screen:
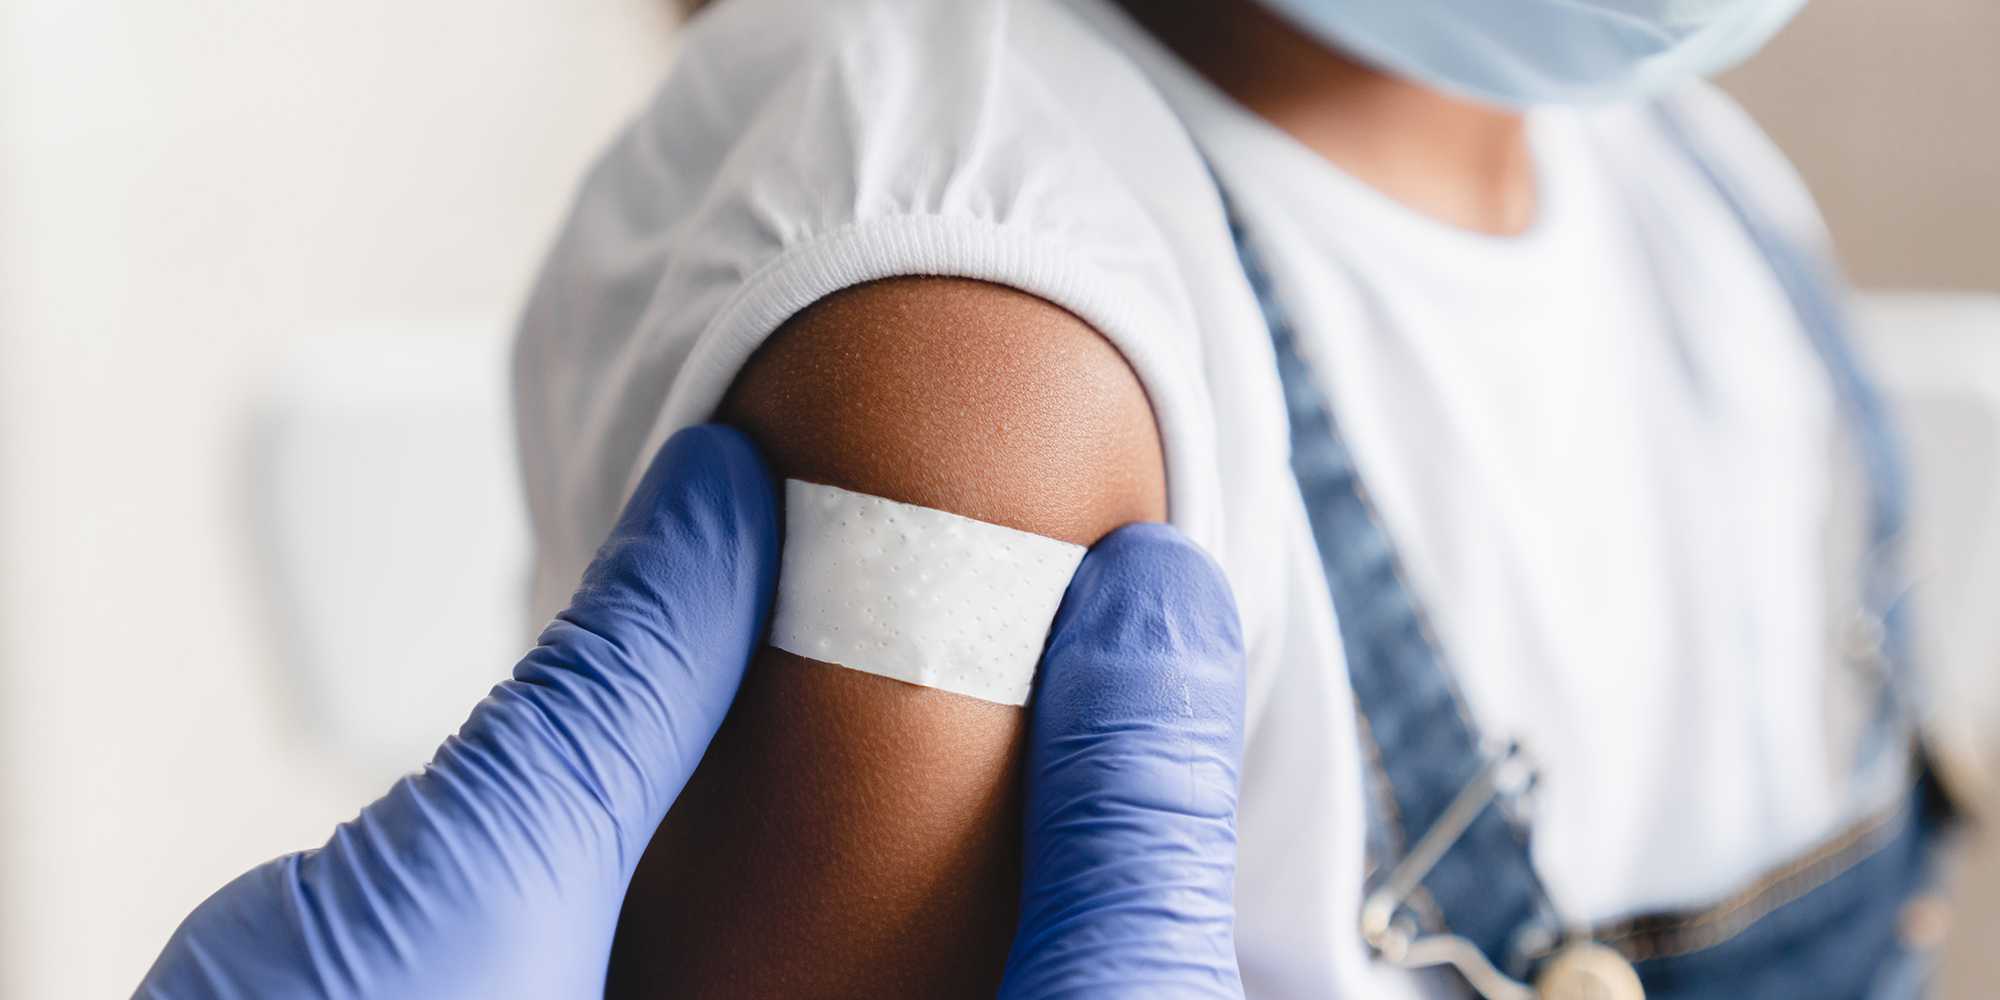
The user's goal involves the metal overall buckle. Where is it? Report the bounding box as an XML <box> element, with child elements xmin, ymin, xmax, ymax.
<box><xmin>1357</xmin><ymin>744</ymin><xmax>1645</xmax><ymax>1000</ymax></box>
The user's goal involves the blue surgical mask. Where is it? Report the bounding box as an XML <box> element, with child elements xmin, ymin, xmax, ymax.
<box><xmin>1255</xmin><ymin>0</ymin><xmax>1808</xmax><ymax>106</ymax></box>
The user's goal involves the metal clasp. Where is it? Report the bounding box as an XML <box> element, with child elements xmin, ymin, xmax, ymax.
<box><xmin>1359</xmin><ymin>743</ymin><xmax>1541</xmax><ymax>1000</ymax></box>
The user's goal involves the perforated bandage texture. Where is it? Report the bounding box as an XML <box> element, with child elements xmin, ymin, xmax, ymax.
<box><xmin>768</xmin><ymin>479</ymin><xmax>1087</xmax><ymax>706</ymax></box>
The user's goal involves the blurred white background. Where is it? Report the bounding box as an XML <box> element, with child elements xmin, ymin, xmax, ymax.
<box><xmin>1</xmin><ymin>1</ymin><xmax>674</xmax><ymax>996</ymax></box>
<box><xmin>0</xmin><ymin>0</ymin><xmax>1993</xmax><ymax>997</ymax></box>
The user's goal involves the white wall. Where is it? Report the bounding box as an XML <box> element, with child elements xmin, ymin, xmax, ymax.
<box><xmin>0</xmin><ymin>2</ymin><xmax>672</xmax><ymax>996</ymax></box>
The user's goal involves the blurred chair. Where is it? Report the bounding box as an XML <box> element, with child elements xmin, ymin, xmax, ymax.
<box><xmin>1853</xmin><ymin>292</ymin><xmax>2000</xmax><ymax>1000</ymax></box>
<box><xmin>247</xmin><ymin>324</ymin><xmax>529</xmax><ymax>784</ymax></box>
<box><xmin>1854</xmin><ymin>293</ymin><xmax>2000</xmax><ymax>775</ymax></box>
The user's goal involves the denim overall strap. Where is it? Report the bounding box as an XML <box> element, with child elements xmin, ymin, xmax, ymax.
<box><xmin>1216</xmin><ymin>92</ymin><xmax>1938</xmax><ymax>997</ymax></box>
<box><xmin>1604</xmin><ymin>781</ymin><xmax>1947</xmax><ymax>1000</ymax></box>
<box><xmin>1222</xmin><ymin>206</ymin><xmax>1560</xmax><ymax>989</ymax></box>
<box><xmin>1649</xmin><ymin>101</ymin><xmax>1921</xmax><ymax>763</ymax></box>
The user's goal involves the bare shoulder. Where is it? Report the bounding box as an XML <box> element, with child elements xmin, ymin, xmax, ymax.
<box><xmin>721</xmin><ymin>276</ymin><xmax>1167</xmax><ymax>542</ymax></box>
<box><xmin>607</xmin><ymin>277</ymin><xmax>1167</xmax><ymax>998</ymax></box>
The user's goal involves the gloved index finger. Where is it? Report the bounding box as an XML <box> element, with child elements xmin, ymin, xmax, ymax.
<box><xmin>133</xmin><ymin>425</ymin><xmax>785</xmax><ymax>1000</ymax></box>
<box><xmin>498</xmin><ymin>422</ymin><xmax>783</xmax><ymax>847</ymax></box>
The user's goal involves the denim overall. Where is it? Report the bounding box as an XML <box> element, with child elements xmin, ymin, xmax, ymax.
<box><xmin>1217</xmin><ymin>102</ymin><xmax>1955</xmax><ymax>1000</ymax></box>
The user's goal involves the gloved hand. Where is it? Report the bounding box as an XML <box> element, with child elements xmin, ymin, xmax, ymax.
<box><xmin>137</xmin><ymin>426</ymin><xmax>1247</xmax><ymax>1000</ymax></box>
<box><xmin>136</xmin><ymin>425</ymin><xmax>780</xmax><ymax>1000</ymax></box>
<box><xmin>1001</xmin><ymin>523</ymin><xmax>1247</xmax><ymax>1000</ymax></box>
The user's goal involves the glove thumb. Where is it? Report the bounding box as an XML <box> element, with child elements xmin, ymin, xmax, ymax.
<box><xmin>1002</xmin><ymin>522</ymin><xmax>1247</xmax><ymax>1000</ymax></box>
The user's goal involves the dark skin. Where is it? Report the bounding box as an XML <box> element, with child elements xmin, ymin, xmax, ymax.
<box><xmin>605</xmin><ymin>278</ymin><xmax>1165</xmax><ymax>997</ymax></box>
<box><xmin>1121</xmin><ymin>0</ymin><xmax>1538</xmax><ymax>236</ymax></box>
<box><xmin>606</xmin><ymin>3</ymin><xmax>1538</xmax><ymax>997</ymax></box>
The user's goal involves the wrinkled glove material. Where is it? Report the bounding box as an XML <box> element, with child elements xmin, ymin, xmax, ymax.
<box><xmin>135</xmin><ymin>425</ymin><xmax>780</xmax><ymax>1000</ymax></box>
<box><xmin>136</xmin><ymin>432</ymin><xmax>1248</xmax><ymax>1000</ymax></box>
<box><xmin>1001</xmin><ymin>523</ymin><xmax>1248</xmax><ymax>1000</ymax></box>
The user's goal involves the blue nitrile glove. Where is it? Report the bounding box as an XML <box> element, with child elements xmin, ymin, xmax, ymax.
<box><xmin>135</xmin><ymin>424</ymin><xmax>781</xmax><ymax>999</ymax></box>
<box><xmin>139</xmin><ymin>429</ymin><xmax>1248</xmax><ymax>1000</ymax></box>
<box><xmin>1002</xmin><ymin>523</ymin><xmax>1248</xmax><ymax>1000</ymax></box>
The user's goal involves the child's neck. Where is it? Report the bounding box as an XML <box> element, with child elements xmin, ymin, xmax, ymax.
<box><xmin>1120</xmin><ymin>0</ymin><xmax>1539</xmax><ymax>237</ymax></box>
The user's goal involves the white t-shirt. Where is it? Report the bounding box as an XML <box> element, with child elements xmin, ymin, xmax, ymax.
<box><xmin>512</xmin><ymin>1</ymin><xmax>1867</xmax><ymax>995</ymax></box>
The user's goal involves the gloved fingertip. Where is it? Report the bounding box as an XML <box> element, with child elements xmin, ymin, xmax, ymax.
<box><xmin>572</xmin><ymin>421</ymin><xmax>783</xmax><ymax>659</ymax></box>
<box><xmin>1074</xmin><ymin>522</ymin><xmax>1232</xmax><ymax>599</ymax></box>
<box><xmin>660</xmin><ymin>421</ymin><xmax>764</xmax><ymax>473</ymax></box>
<box><xmin>1039</xmin><ymin>521</ymin><xmax>1245</xmax><ymax>727</ymax></box>
<box><xmin>651</xmin><ymin>423</ymin><xmax>775</xmax><ymax>507</ymax></box>
<box><xmin>624</xmin><ymin>423</ymin><xmax>780</xmax><ymax>567</ymax></box>
<box><xmin>1056</xmin><ymin>522</ymin><xmax>1242</xmax><ymax>651</ymax></box>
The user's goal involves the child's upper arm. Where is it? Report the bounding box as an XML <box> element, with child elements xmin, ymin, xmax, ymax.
<box><xmin>604</xmin><ymin>276</ymin><xmax>1167</xmax><ymax>997</ymax></box>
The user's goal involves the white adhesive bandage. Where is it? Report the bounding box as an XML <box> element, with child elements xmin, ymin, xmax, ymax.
<box><xmin>768</xmin><ymin>479</ymin><xmax>1086</xmax><ymax>706</ymax></box>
